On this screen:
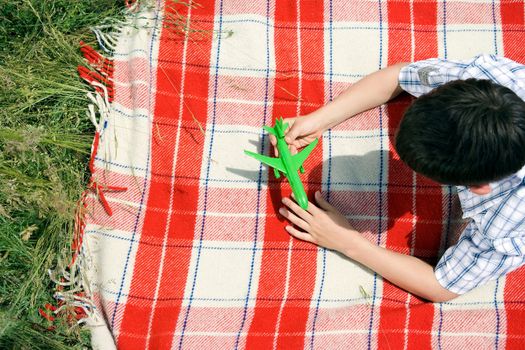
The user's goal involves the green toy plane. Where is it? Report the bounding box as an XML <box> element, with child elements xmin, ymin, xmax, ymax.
<box><xmin>244</xmin><ymin>118</ymin><xmax>318</xmax><ymax>210</ymax></box>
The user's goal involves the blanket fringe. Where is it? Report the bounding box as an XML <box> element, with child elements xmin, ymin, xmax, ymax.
<box><xmin>78</xmin><ymin>43</ymin><xmax>115</xmax><ymax>103</ymax></box>
<box><xmin>41</xmin><ymin>9</ymin><xmax>133</xmax><ymax>328</ymax></box>
<box><xmin>90</xmin><ymin>17</ymin><xmax>128</xmax><ymax>54</ymax></box>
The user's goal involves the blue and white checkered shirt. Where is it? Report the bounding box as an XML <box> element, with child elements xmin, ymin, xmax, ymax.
<box><xmin>399</xmin><ymin>54</ymin><xmax>525</xmax><ymax>294</ymax></box>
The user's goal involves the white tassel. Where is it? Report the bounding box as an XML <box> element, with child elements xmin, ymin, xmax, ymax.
<box><xmin>86</xmin><ymin>85</ymin><xmax>111</xmax><ymax>136</ymax></box>
<box><xmin>92</xmin><ymin>26</ymin><xmax>120</xmax><ymax>53</ymax></box>
<box><xmin>90</xmin><ymin>82</ymin><xmax>111</xmax><ymax>111</ymax></box>
<box><xmin>87</xmin><ymin>103</ymin><xmax>100</xmax><ymax>131</ymax></box>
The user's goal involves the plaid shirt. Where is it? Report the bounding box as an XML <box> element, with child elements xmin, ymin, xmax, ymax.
<box><xmin>399</xmin><ymin>54</ymin><xmax>525</xmax><ymax>294</ymax></box>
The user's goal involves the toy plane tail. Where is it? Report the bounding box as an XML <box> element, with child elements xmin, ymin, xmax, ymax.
<box><xmin>263</xmin><ymin>126</ymin><xmax>277</xmax><ymax>136</ymax></box>
<box><xmin>264</xmin><ymin>118</ymin><xmax>289</xmax><ymax>139</ymax></box>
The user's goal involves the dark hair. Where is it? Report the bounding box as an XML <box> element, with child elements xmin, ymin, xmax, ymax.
<box><xmin>395</xmin><ymin>78</ymin><xmax>525</xmax><ymax>185</ymax></box>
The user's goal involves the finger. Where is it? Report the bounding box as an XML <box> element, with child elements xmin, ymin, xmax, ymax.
<box><xmin>284</xmin><ymin>124</ymin><xmax>300</xmax><ymax>144</ymax></box>
<box><xmin>285</xmin><ymin>225</ymin><xmax>316</xmax><ymax>244</ymax></box>
<box><xmin>282</xmin><ymin>197</ymin><xmax>312</xmax><ymax>222</ymax></box>
<box><xmin>315</xmin><ymin>191</ymin><xmax>334</xmax><ymax>211</ymax></box>
<box><xmin>290</xmin><ymin>145</ymin><xmax>298</xmax><ymax>155</ymax></box>
<box><xmin>291</xmin><ymin>139</ymin><xmax>311</xmax><ymax>151</ymax></box>
<box><xmin>290</xmin><ymin>193</ymin><xmax>320</xmax><ymax>215</ymax></box>
<box><xmin>305</xmin><ymin>199</ymin><xmax>322</xmax><ymax>216</ymax></box>
<box><xmin>296</xmin><ymin>138</ymin><xmax>311</xmax><ymax>148</ymax></box>
<box><xmin>279</xmin><ymin>207</ymin><xmax>310</xmax><ymax>231</ymax></box>
<box><xmin>283</xmin><ymin>119</ymin><xmax>293</xmax><ymax>133</ymax></box>
<box><xmin>269</xmin><ymin>134</ymin><xmax>276</xmax><ymax>146</ymax></box>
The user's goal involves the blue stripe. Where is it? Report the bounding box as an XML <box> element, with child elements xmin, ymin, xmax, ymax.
<box><xmin>511</xmin><ymin>238</ymin><xmax>522</xmax><ymax>255</ymax></box>
<box><xmin>82</xmin><ymin>279</ymin><xmax>519</xmax><ymax>306</ymax></box>
<box><xmin>233</xmin><ymin>0</ymin><xmax>271</xmax><ymax>347</ymax></box>
<box><xmin>480</xmin><ymin>192</ymin><xmax>516</xmax><ymax>235</ymax></box>
<box><xmin>494</xmin><ymin>279</ymin><xmax>500</xmax><ymax>350</ymax></box>
<box><xmin>81</xmin><ymin>228</ymin><xmax>449</xmax><ymax>252</ymax></box>
<box><xmin>473</xmin><ymin>62</ymin><xmax>499</xmax><ymax>82</ymax></box>
<box><xmin>112</xmin><ymin>48</ymin><xmax>150</xmax><ymax>57</ymax></box>
<box><xmin>463</xmin><ymin>190</ymin><xmax>510</xmax><ymax>213</ymax></box>
<box><xmin>155</xmin><ymin>62</ymin><xmax>364</xmax><ymax>79</ymax></box>
<box><xmin>109</xmin><ymin>1</ymin><xmax>162</xmax><ymax>329</ymax></box>
<box><xmin>491</xmin><ymin>0</ymin><xmax>498</xmax><ymax>55</ymax></box>
<box><xmin>443</xmin><ymin>0</ymin><xmax>448</xmax><ymax>59</ymax></box>
<box><xmin>109</xmin><ymin>22</ymin><xmax>521</xmax><ymax>58</ymax></box>
<box><xmin>113</xmin><ymin>107</ymin><xmax>149</xmax><ymax>119</ymax></box>
<box><xmin>447</xmin><ymin>251</ymin><xmax>481</xmax><ymax>287</ymax></box>
<box><xmin>98</xmin><ymin>284</ymin><xmax>371</xmax><ymax>303</ymax></box>
<box><xmin>113</xmin><ymin>18</ymin><xmax>519</xmax><ymax>35</ymax></box>
<box><xmin>367</xmin><ymin>0</ymin><xmax>384</xmax><ymax>348</ymax></box>
<box><xmin>178</xmin><ymin>1</ymin><xmax>224</xmax><ymax>347</ymax></box>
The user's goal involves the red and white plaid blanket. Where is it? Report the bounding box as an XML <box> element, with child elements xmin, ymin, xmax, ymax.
<box><xmin>76</xmin><ymin>0</ymin><xmax>525</xmax><ymax>348</ymax></box>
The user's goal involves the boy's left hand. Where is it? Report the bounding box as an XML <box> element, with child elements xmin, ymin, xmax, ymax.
<box><xmin>279</xmin><ymin>191</ymin><xmax>363</xmax><ymax>254</ymax></box>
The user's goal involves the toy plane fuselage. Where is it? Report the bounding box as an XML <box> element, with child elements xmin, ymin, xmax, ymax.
<box><xmin>244</xmin><ymin>118</ymin><xmax>318</xmax><ymax>210</ymax></box>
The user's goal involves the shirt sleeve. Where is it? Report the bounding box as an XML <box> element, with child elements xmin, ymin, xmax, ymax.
<box><xmin>398</xmin><ymin>57</ymin><xmax>468</xmax><ymax>97</ymax></box>
<box><xmin>398</xmin><ymin>54</ymin><xmax>525</xmax><ymax>99</ymax></box>
<box><xmin>434</xmin><ymin>222</ymin><xmax>525</xmax><ymax>294</ymax></box>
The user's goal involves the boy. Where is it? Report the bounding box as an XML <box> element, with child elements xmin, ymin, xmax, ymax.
<box><xmin>273</xmin><ymin>54</ymin><xmax>525</xmax><ymax>302</ymax></box>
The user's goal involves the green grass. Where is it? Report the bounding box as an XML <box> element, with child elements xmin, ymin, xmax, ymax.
<box><xmin>0</xmin><ymin>1</ymin><xmax>125</xmax><ymax>348</ymax></box>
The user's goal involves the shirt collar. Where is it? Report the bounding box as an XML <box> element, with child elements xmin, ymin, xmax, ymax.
<box><xmin>457</xmin><ymin>164</ymin><xmax>525</xmax><ymax>218</ymax></box>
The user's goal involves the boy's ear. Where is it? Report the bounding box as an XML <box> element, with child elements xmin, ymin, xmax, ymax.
<box><xmin>468</xmin><ymin>184</ymin><xmax>492</xmax><ymax>195</ymax></box>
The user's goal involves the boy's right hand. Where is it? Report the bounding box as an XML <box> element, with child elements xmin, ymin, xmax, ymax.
<box><xmin>270</xmin><ymin>115</ymin><xmax>325</xmax><ymax>156</ymax></box>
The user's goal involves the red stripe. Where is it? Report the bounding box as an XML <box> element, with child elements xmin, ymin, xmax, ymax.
<box><xmin>276</xmin><ymin>1</ymin><xmax>324</xmax><ymax>349</ymax></box>
<box><xmin>246</xmin><ymin>1</ymin><xmax>324</xmax><ymax>348</ymax></box>
<box><xmin>503</xmin><ymin>269</ymin><xmax>525</xmax><ymax>348</ymax></box>
<box><xmin>500</xmin><ymin>2</ymin><xmax>525</xmax><ymax>348</ymax></box>
<box><xmin>77</xmin><ymin>65</ymin><xmax>115</xmax><ymax>102</ymax></box>
<box><xmin>381</xmin><ymin>1</ymin><xmax>414</xmax><ymax>347</ymax></box>
<box><xmin>501</xmin><ymin>1</ymin><xmax>525</xmax><ymax>61</ymax></box>
<box><xmin>147</xmin><ymin>3</ymin><xmax>217</xmax><ymax>348</ymax></box>
<box><xmin>380</xmin><ymin>1</ymin><xmax>439</xmax><ymax>348</ymax></box>
<box><xmin>117</xmin><ymin>2</ymin><xmax>215</xmax><ymax>349</ymax></box>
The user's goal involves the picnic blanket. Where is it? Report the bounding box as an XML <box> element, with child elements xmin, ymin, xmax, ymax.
<box><xmin>72</xmin><ymin>0</ymin><xmax>525</xmax><ymax>348</ymax></box>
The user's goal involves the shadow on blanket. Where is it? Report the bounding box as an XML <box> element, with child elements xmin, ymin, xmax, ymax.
<box><xmin>229</xmin><ymin>147</ymin><xmax>465</xmax><ymax>267</ymax></box>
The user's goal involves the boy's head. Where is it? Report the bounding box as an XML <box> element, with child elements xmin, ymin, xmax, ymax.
<box><xmin>395</xmin><ymin>78</ymin><xmax>525</xmax><ymax>187</ymax></box>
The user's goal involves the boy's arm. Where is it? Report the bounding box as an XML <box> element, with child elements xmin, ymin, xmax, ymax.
<box><xmin>349</xmin><ymin>239</ymin><xmax>459</xmax><ymax>302</ymax></box>
<box><xmin>310</xmin><ymin>62</ymin><xmax>409</xmax><ymax>129</ymax></box>
<box><xmin>280</xmin><ymin>192</ymin><xmax>459</xmax><ymax>303</ymax></box>
<box><xmin>271</xmin><ymin>62</ymin><xmax>409</xmax><ymax>155</ymax></box>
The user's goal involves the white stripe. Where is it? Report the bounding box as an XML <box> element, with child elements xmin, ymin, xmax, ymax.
<box><xmin>272</xmin><ymin>4</ymin><xmax>303</xmax><ymax>346</ymax></box>
<box><xmin>96</xmin><ymin>196</ymin><xmax>466</xmax><ymax>223</ymax></box>
<box><xmin>114</xmin><ymin>79</ymin><xmax>151</xmax><ymax>88</ymax></box>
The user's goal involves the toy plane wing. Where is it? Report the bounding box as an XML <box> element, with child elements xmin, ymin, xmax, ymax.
<box><xmin>244</xmin><ymin>150</ymin><xmax>287</xmax><ymax>175</ymax></box>
<box><xmin>290</xmin><ymin>138</ymin><xmax>318</xmax><ymax>171</ymax></box>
